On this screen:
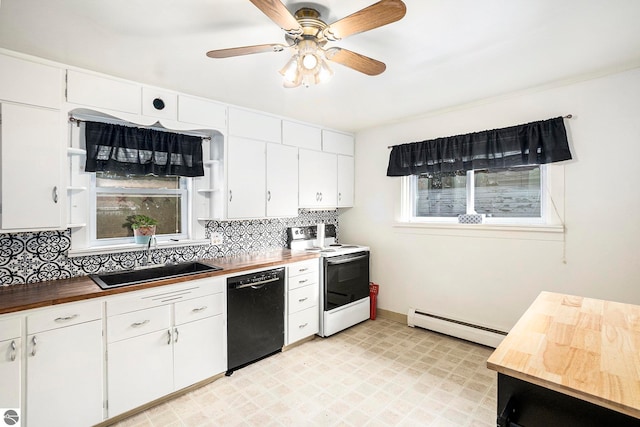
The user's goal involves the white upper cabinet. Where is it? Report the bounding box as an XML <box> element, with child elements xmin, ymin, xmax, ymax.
<box><xmin>142</xmin><ymin>87</ymin><xmax>177</xmax><ymax>120</ymax></box>
<box><xmin>337</xmin><ymin>154</ymin><xmax>354</xmax><ymax>207</ymax></box>
<box><xmin>298</xmin><ymin>149</ymin><xmax>337</xmax><ymax>208</ymax></box>
<box><xmin>227</xmin><ymin>136</ymin><xmax>266</xmax><ymax>219</ymax></box>
<box><xmin>266</xmin><ymin>143</ymin><xmax>298</xmax><ymax>217</ymax></box>
<box><xmin>282</xmin><ymin>121</ymin><xmax>322</xmax><ymax>150</ymax></box>
<box><xmin>228</xmin><ymin>107</ymin><xmax>281</xmax><ymax>143</ymax></box>
<box><xmin>0</xmin><ymin>54</ymin><xmax>61</xmax><ymax>109</ymax></box>
<box><xmin>66</xmin><ymin>69</ymin><xmax>141</xmax><ymax>114</ymax></box>
<box><xmin>178</xmin><ymin>95</ymin><xmax>226</xmax><ymax>130</ymax></box>
<box><xmin>322</xmin><ymin>130</ymin><xmax>354</xmax><ymax>155</ymax></box>
<box><xmin>0</xmin><ymin>103</ymin><xmax>64</xmax><ymax>231</ymax></box>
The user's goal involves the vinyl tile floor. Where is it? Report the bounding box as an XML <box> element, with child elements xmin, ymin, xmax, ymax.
<box><xmin>109</xmin><ymin>318</ymin><xmax>497</xmax><ymax>427</ymax></box>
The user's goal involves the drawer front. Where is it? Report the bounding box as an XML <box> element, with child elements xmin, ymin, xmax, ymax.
<box><xmin>0</xmin><ymin>316</ymin><xmax>21</xmax><ymax>341</ymax></box>
<box><xmin>288</xmin><ymin>271</ymin><xmax>317</xmax><ymax>291</ymax></box>
<box><xmin>28</xmin><ymin>300</ymin><xmax>102</xmax><ymax>334</ymax></box>
<box><xmin>174</xmin><ymin>293</ymin><xmax>224</xmax><ymax>325</ymax></box>
<box><xmin>287</xmin><ymin>306</ymin><xmax>319</xmax><ymax>344</ymax></box>
<box><xmin>288</xmin><ymin>283</ymin><xmax>318</xmax><ymax>314</ymax></box>
<box><xmin>288</xmin><ymin>259</ymin><xmax>319</xmax><ymax>278</ymax></box>
<box><xmin>107</xmin><ymin>276</ymin><xmax>225</xmax><ymax>316</ymax></box>
<box><xmin>107</xmin><ymin>305</ymin><xmax>172</xmax><ymax>343</ymax></box>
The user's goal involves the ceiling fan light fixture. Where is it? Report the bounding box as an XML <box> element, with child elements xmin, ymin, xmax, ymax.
<box><xmin>279</xmin><ymin>54</ymin><xmax>300</xmax><ymax>83</ymax></box>
<box><xmin>302</xmin><ymin>53</ymin><xmax>318</xmax><ymax>70</ymax></box>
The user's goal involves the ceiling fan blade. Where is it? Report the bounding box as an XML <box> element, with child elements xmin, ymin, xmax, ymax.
<box><xmin>206</xmin><ymin>43</ymin><xmax>287</xmax><ymax>58</ymax></box>
<box><xmin>325</xmin><ymin>48</ymin><xmax>386</xmax><ymax>76</ymax></box>
<box><xmin>324</xmin><ymin>0</ymin><xmax>406</xmax><ymax>40</ymax></box>
<box><xmin>249</xmin><ymin>0</ymin><xmax>302</xmax><ymax>35</ymax></box>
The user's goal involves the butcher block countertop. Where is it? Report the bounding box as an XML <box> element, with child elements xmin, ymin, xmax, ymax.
<box><xmin>487</xmin><ymin>291</ymin><xmax>640</xmax><ymax>419</ymax></box>
<box><xmin>0</xmin><ymin>249</ymin><xmax>319</xmax><ymax>315</ymax></box>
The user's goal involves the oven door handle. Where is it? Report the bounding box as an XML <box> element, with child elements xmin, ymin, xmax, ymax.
<box><xmin>326</xmin><ymin>254</ymin><xmax>368</xmax><ymax>265</ymax></box>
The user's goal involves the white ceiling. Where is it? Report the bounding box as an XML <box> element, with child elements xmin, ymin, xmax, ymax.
<box><xmin>1</xmin><ymin>0</ymin><xmax>639</xmax><ymax>132</ymax></box>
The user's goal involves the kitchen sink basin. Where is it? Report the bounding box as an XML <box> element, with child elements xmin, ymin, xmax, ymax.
<box><xmin>90</xmin><ymin>261</ymin><xmax>222</xmax><ymax>289</ymax></box>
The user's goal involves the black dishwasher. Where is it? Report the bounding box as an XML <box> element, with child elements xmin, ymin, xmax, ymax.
<box><xmin>226</xmin><ymin>267</ymin><xmax>285</xmax><ymax>374</ymax></box>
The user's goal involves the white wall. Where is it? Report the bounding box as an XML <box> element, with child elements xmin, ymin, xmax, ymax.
<box><xmin>339</xmin><ymin>68</ymin><xmax>640</xmax><ymax>332</ymax></box>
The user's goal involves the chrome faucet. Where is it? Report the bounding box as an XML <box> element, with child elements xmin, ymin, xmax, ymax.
<box><xmin>143</xmin><ymin>236</ymin><xmax>157</xmax><ymax>266</ymax></box>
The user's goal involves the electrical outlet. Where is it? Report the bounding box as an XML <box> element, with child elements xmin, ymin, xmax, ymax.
<box><xmin>210</xmin><ymin>232</ymin><xmax>223</xmax><ymax>245</ymax></box>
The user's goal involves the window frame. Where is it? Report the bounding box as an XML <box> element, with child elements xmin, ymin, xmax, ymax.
<box><xmin>403</xmin><ymin>165</ymin><xmax>548</xmax><ymax>225</ymax></box>
<box><xmin>88</xmin><ymin>173</ymin><xmax>190</xmax><ymax>247</ymax></box>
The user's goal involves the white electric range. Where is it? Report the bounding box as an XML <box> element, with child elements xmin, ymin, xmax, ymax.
<box><xmin>287</xmin><ymin>225</ymin><xmax>370</xmax><ymax>337</ymax></box>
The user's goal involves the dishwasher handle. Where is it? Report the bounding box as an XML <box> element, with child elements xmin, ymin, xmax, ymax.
<box><xmin>231</xmin><ymin>276</ymin><xmax>281</xmax><ymax>290</ymax></box>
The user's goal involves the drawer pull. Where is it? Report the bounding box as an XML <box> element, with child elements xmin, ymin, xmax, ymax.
<box><xmin>299</xmin><ymin>268</ymin><xmax>308</xmax><ymax>272</ymax></box>
<box><xmin>192</xmin><ymin>306</ymin><xmax>208</xmax><ymax>313</ymax></box>
<box><xmin>54</xmin><ymin>314</ymin><xmax>78</xmax><ymax>322</ymax></box>
<box><xmin>31</xmin><ymin>336</ymin><xmax>37</xmax><ymax>357</ymax></box>
<box><xmin>131</xmin><ymin>320</ymin><xmax>150</xmax><ymax>328</ymax></box>
<box><xmin>298</xmin><ymin>279</ymin><xmax>308</xmax><ymax>284</ymax></box>
<box><xmin>298</xmin><ymin>297</ymin><xmax>308</xmax><ymax>303</ymax></box>
<box><xmin>10</xmin><ymin>340</ymin><xmax>17</xmax><ymax>362</ymax></box>
<box><xmin>298</xmin><ymin>323</ymin><xmax>308</xmax><ymax>329</ymax></box>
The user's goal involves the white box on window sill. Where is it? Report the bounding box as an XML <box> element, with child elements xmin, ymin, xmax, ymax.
<box><xmin>458</xmin><ymin>214</ymin><xmax>485</xmax><ymax>224</ymax></box>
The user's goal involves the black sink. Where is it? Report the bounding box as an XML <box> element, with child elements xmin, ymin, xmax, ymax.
<box><xmin>90</xmin><ymin>262</ymin><xmax>222</xmax><ymax>289</ymax></box>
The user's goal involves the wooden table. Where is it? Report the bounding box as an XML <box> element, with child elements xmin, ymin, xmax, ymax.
<box><xmin>487</xmin><ymin>291</ymin><xmax>640</xmax><ymax>426</ymax></box>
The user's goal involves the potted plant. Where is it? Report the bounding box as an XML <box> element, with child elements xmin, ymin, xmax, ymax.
<box><xmin>126</xmin><ymin>214</ymin><xmax>158</xmax><ymax>244</ymax></box>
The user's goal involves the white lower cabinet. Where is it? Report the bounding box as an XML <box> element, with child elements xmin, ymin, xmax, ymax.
<box><xmin>286</xmin><ymin>259</ymin><xmax>320</xmax><ymax>345</ymax></box>
<box><xmin>0</xmin><ymin>317</ymin><xmax>21</xmax><ymax>410</ymax></box>
<box><xmin>25</xmin><ymin>301</ymin><xmax>103</xmax><ymax>427</ymax></box>
<box><xmin>106</xmin><ymin>278</ymin><xmax>226</xmax><ymax>418</ymax></box>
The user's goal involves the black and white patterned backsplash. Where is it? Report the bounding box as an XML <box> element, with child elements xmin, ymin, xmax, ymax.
<box><xmin>0</xmin><ymin>210</ymin><xmax>338</xmax><ymax>286</ymax></box>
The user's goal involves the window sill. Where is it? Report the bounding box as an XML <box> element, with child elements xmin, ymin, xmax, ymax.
<box><xmin>68</xmin><ymin>239</ymin><xmax>210</xmax><ymax>258</ymax></box>
<box><xmin>392</xmin><ymin>221</ymin><xmax>564</xmax><ymax>241</ymax></box>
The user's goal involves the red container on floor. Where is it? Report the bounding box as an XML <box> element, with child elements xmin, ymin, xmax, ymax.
<box><xmin>369</xmin><ymin>283</ymin><xmax>379</xmax><ymax>320</ymax></box>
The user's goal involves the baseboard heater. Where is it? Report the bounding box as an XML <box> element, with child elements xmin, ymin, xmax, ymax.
<box><xmin>407</xmin><ymin>308</ymin><xmax>507</xmax><ymax>348</ymax></box>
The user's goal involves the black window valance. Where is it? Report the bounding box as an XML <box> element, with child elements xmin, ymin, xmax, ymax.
<box><xmin>386</xmin><ymin>117</ymin><xmax>572</xmax><ymax>177</ymax></box>
<box><xmin>84</xmin><ymin>121</ymin><xmax>204</xmax><ymax>177</ymax></box>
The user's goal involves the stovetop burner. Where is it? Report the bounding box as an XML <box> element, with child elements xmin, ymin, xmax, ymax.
<box><xmin>288</xmin><ymin>225</ymin><xmax>369</xmax><ymax>257</ymax></box>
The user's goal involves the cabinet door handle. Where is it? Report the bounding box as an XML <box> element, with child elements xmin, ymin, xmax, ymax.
<box><xmin>338</xmin><ymin>192</ymin><xmax>342</xmax><ymax>202</ymax></box>
<box><xmin>174</xmin><ymin>327</ymin><xmax>179</xmax><ymax>343</ymax></box>
<box><xmin>31</xmin><ymin>336</ymin><xmax>37</xmax><ymax>357</ymax></box>
<box><xmin>315</xmin><ymin>192</ymin><xmax>320</xmax><ymax>201</ymax></box>
<box><xmin>192</xmin><ymin>306</ymin><xmax>208</xmax><ymax>313</ymax></box>
<box><xmin>298</xmin><ymin>297</ymin><xmax>308</xmax><ymax>303</ymax></box>
<box><xmin>167</xmin><ymin>329</ymin><xmax>172</xmax><ymax>345</ymax></box>
<box><xmin>298</xmin><ymin>323</ymin><xmax>308</xmax><ymax>329</ymax></box>
<box><xmin>229</xmin><ymin>190</ymin><xmax>233</xmax><ymax>202</ymax></box>
<box><xmin>267</xmin><ymin>190</ymin><xmax>271</xmax><ymax>202</ymax></box>
<box><xmin>319</xmin><ymin>192</ymin><xmax>323</xmax><ymax>201</ymax></box>
<box><xmin>131</xmin><ymin>320</ymin><xmax>150</xmax><ymax>328</ymax></box>
<box><xmin>10</xmin><ymin>340</ymin><xmax>17</xmax><ymax>362</ymax></box>
<box><xmin>54</xmin><ymin>314</ymin><xmax>78</xmax><ymax>323</ymax></box>
<box><xmin>52</xmin><ymin>186</ymin><xmax>58</xmax><ymax>204</ymax></box>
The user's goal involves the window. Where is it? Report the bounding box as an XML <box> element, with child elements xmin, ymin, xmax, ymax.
<box><xmin>408</xmin><ymin>165</ymin><xmax>545</xmax><ymax>223</ymax></box>
<box><xmin>91</xmin><ymin>172</ymin><xmax>188</xmax><ymax>246</ymax></box>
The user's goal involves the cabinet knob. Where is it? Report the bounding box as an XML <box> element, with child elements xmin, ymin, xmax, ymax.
<box><xmin>10</xmin><ymin>340</ymin><xmax>17</xmax><ymax>362</ymax></box>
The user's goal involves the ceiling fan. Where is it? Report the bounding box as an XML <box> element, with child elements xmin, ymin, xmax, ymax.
<box><xmin>206</xmin><ymin>0</ymin><xmax>407</xmax><ymax>88</ymax></box>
